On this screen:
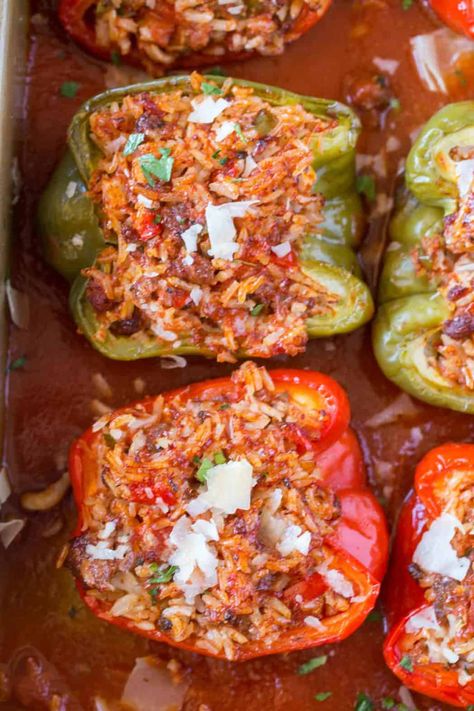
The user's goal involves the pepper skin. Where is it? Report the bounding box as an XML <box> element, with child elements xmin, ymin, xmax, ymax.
<box><xmin>373</xmin><ymin>102</ymin><xmax>474</xmax><ymax>412</ymax></box>
<box><xmin>427</xmin><ymin>0</ymin><xmax>474</xmax><ymax>39</ymax></box>
<box><xmin>58</xmin><ymin>0</ymin><xmax>333</xmax><ymax>74</ymax></box>
<box><xmin>384</xmin><ymin>443</ymin><xmax>474</xmax><ymax>707</ymax></box>
<box><xmin>69</xmin><ymin>369</ymin><xmax>388</xmax><ymax>660</ymax></box>
<box><xmin>39</xmin><ymin>75</ymin><xmax>373</xmax><ymax>361</ymax></box>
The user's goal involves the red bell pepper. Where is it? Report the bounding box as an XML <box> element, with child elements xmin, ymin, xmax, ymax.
<box><xmin>428</xmin><ymin>0</ymin><xmax>474</xmax><ymax>39</ymax></box>
<box><xmin>68</xmin><ymin>368</ymin><xmax>388</xmax><ymax>660</ymax></box>
<box><xmin>384</xmin><ymin>443</ymin><xmax>474</xmax><ymax>707</ymax></box>
<box><xmin>58</xmin><ymin>0</ymin><xmax>333</xmax><ymax>70</ymax></box>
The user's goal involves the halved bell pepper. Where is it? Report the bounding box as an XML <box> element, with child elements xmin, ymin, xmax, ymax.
<box><xmin>68</xmin><ymin>366</ymin><xmax>388</xmax><ymax>660</ymax></box>
<box><xmin>58</xmin><ymin>0</ymin><xmax>333</xmax><ymax>74</ymax></box>
<box><xmin>39</xmin><ymin>75</ymin><xmax>373</xmax><ymax>361</ymax></box>
<box><xmin>428</xmin><ymin>0</ymin><xmax>474</xmax><ymax>39</ymax></box>
<box><xmin>373</xmin><ymin>101</ymin><xmax>474</xmax><ymax>412</ymax></box>
<box><xmin>384</xmin><ymin>443</ymin><xmax>474</xmax><ymax>707</ymax></box>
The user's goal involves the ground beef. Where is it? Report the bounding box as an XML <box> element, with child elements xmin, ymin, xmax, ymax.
<box><xmin>168</xmin><ymin>254</ymin><xmax>215</xmax><ymax>285</ymax></box>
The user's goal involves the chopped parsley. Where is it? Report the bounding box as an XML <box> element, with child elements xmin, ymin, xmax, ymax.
<box><xmin>314</xmin><ymin>692</ymin><xmax>332</xmax><ymax>702</ymax></box>
<box><xmin>356</xmin><ymin>174</ymin><xmax>376</xmax><ymax>202</ymax></box>
<box><xmin>202</xmin><ymin>82</ymin><xmax>222</xmax><ymax>95</ymax></box>
<box><xmin>212</xmin><ymin>150</ymin><xmax>229</xmax><ymax>166</ymax></box>
<box><xmin>218</xmin><ymin>403</ymin><xmax>230</xmax><ymax>410</ymax></box>
<box><xmin>8</xmin><ymin>355</ymin><xmax>26</xmax><ymax>371</ymax></box>
<box><xmin>103</xmin><ymin>433</ymin><xmax>117</xmax><ymax>449</ymax></box>
<box><xmin>149</xmin><ymin>565</ymin><xmax>178</xmax><ymax>584</ymax></box>
<box><xmin>195</xmin><ymin>451</ymin><xmax>227</xmax><ymax>481</ymax></box>
<box><xmin>234</xmin><ymin>123</ymin><xmax>248</xmax><ymax>143</ymax></box>
<box><xmin>214</xmin><ymin>451</ymin><xmax>227</xmax><ymax>465</ymax></box>
<box><xmin>139</xmin><ymin>148</ymin><xmax>174</xmax><ymax>185</ymax></box>
<box><xmin>355</xmin><ymin>693</ymin><xmax>374</xmax><ymax>711</ymax></box>
<box><xmin>298</xmin><ymin>654</ymin><xmax>327</xmax><ymax>675</ymax></box>
<box><xmin>250</xmin><ymin>303</ymin><xmax>264</xmax><ymax>316</ymax></box>
<box><xmin>381</xmin><ymin>699</ymin><xmax>395</xmax><ymax>709</ymax></box>
<box><xmin>60</xmin><ymin>81</ymin><xmax>80</xmax><ymax>98</ymax></box>
<box><xmin>399</xmin><ymin>655</ymin><xmax>413</xmax><ymax>672</ymax></box>
<box><xmin>196</xmin><ymin>457</ymin><xmax>214</xmax><ymax>482</ymax></box>
<box><xmin>402</xmin><ymin>0</ymin><xmax>413</xmax><ymax>9</ymax></box>
<box><xmin>389</xmin><ymin>97</ymin><xmax>401</xmax><ymax>111</ymax></box>
<box><xmin>124</xmin><ymin>132</ymin><xmax>145</xmax><ymax>156</ymax></box>
<box><xmin>111</xmin><ymin>50</ymin><xmax>121</xmax><ymax>66</ymax></box>
<box><xmin>466</xmin><ymin>706</ymin><xmax>474</xmax><ymax>711</ymax></box>
<box><xmin>154</xmin><ymin>214</ymin><xmax>162</xmax><ymax>224</ymax></box>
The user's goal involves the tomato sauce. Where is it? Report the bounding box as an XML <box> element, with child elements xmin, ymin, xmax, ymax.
<box><xmin>2</xmin><ymin>0</ymin><xmax>474</xmax><ymax>708</ymax></box>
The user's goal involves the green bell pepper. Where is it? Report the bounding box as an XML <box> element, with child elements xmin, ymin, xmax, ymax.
<box><xmin>373</xmin><ymin>101</ymin><xmax>474</xmax><ymax>413</ymax></box>
<box><xmin>39</xmin><ymin>74</ymin><xmax>373</xmax><ymax>361</ymax></box>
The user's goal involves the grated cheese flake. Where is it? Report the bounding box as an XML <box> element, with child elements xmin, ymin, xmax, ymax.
<box><xmin>188</xmin><ymin>96</ymin><xmax>229</xmax><ymax>124</ymax></box>
<box><xmin>413</xmin><ymin>512</ymin><xmax>470</xmax><ymax>581</ymax></box>
<box><xmin>206</xmin><ymin>200</ymin><xmax>258</xmax><ymax>260</ymax></box>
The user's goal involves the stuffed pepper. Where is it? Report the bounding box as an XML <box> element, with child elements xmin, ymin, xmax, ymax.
<box><xmin>58</xmin><ymin>0</ymin><xmax>333</xmax><ymax>75</ymax></box>
<box><xmin>384</xmin><ymin>443</ymin><xmax>474</xmax><ymax>707</ymax></box>
<box><xmin>65</xmin><ymin>361</ymin><xmax>388</xmax><ymax>661</ymax></box>
<box><xmin>373</xmin><ymin>101</ymin><xmax>474</xmax><ymax>412</ymax></box>
<box><xmin>427</xmin><ymin>0</ymin><xmax>473</xmax><ymax>39</ymax></box>
<box><xmin>39</xmin><ymin>73</ymin><xmax>372</xmax><ymax>363</ymax></box>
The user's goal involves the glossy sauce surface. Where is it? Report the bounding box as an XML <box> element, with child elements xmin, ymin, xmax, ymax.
<box><xmin>2</xmin><ymin>1</ymin><xmax>474</xmax><ymax>708</ymax></box>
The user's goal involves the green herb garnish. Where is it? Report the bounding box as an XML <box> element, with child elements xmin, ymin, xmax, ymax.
<box><xmin>250</xmin><ymin>303</ymin><xmax>264</xmax><ymax>316</ymax></box>
<box><xmin>355</xmin><ymin>693</ymin><xmax>374</xmax><ymax>711</ymax></box>
<box><xmin>402</xmin><ymin>0</ymin><xmax>413</xmax><ymax>9</ymax></box>
<box><xmin>314</xmin><ymin>692</ymin><xmax>332</xmax><ymax>702</ymax></box>
<box><xmin>399</xmin><ymin>655</ymin><xmax>413</xmax><ymax>672</ymax></box>
<box><xmin>149</xmin><ymin>565</ymin><xmax>178</xmax><ymax>584</ymax></box>
<box><xmin>356</xmin><ymin>175</ymin><xmax>376</xmax><ymax>202</ymax></box>
<box><xmin>60</xmin><ymin>81</ymin><xmax>80</xmax><ymax>98</ymax></box>
<box><xmin>389</xmin><ymin>97</ymin><xmax>401</xmax><ymax>111</ymax></box>
<box><xmin>8</xmin><ymin>355</ymin><xmax>26</xmax><ymax>371</ymax></box>
<box><xmin>154</xmin><ymin>214</ymin><xmax>162</xmax><ymax>224</ymax></box>
<box><xmin>219</xmin><ymin>403</ymin><xmax>230</xmax><ymax>410</ymax></box>
<box><xmin>214</xmin><ymin>451</ymin><xmax>226</xmax><ymax>465</ymax></box>
<box><xmin>103</xmin><ymin>433</ymin><xmax>117</xmax><ymax>449</ymax></box>
<box><xmin>219</xmin><ymin>156</ymin><xmax>228</xmax><ymax>166</ymax></box>
<box><xmin>212</xmin><ymin>150</ymin><xmax>222</xmax><ymax>160</ymax></box>
<box><xmin>202</xmin><ymin>82</ymin><xmax>222</xmax><ymax>95</ymax></box>
<box><xmin>298</xmin><ymin>655</ymin><xmax>327</xmax><ymax>675</ymax></box>
<box><xmin>381</xmin><ymin>699</ymin><xmax>395</xmax><ymax>709</ymax></box>
<box><xmin>234</xmin><ymin>123</ymin><xmax>248</xmax><ymax>143</ymax></box>
<box><xmin>139</xmin><ymin>148</ymin><xmax>174</xmax><ymax>185</ymax></box>
<box><xmin>124</xmin><ymin>132</ymin><xmax>145</xmax><ymax>156</ymax></box>
<box><xmin>196</xmin><ymin>457</ymin><xmax>214</xmax><ymax>482</ymax></box>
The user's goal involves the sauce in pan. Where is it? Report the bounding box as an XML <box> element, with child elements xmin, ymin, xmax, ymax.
<box><xmin>1</xmin><ymin>0</ymin><xmax>474</xmax><ymax>708</ymax></box>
